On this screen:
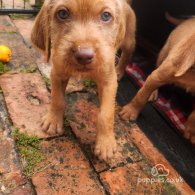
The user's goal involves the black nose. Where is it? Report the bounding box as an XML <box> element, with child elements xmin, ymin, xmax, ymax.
<box><xmin>74</xmin><ymin>47</ymin><xmax>95</xmax><ymax>65</ymax></box>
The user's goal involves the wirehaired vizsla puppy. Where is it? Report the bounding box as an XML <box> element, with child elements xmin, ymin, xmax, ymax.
<box><xmin>120</xmin><ymin>16</ymin><xmax>195</xmax><ymax>144</ymax></box>
<box><xmin>31</xmin><ymin>0</ymin><xmax>136</xmax><ymax>161</ymax></box>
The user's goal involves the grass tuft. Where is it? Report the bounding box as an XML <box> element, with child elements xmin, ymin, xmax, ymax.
<box><xmin>21</xmin><ymin>66</ymin><xmax>38</xmax><ymax>73</ymax></box>
<box><xmin>12</xmin><ymin>128</ymin><xmax>44</xmax><ymax>178</ymax></box>
<box><xmin>64</xmin><ymin>119</ymin><xmax>70</xmax><ymax>127</ymax></box>
<box><xmin>83</xmin><ymin>79</ymin><xmax>96</xmax><ymax>88</ymax></box>
<box><xmin>0</xmin><ymin>62</ymin><xmax>9</xmax><ymax>74</ymax></box>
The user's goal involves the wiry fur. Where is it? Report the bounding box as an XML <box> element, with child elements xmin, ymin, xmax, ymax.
<box><xmin>31</xmin><ymin>0</ymin><xmax>136</xmax><ymax>161</ymax></box>
<box><xmin>120</xmin><ymin>17</ymin><xmax>195</xmax><ymax>144</ymax></box>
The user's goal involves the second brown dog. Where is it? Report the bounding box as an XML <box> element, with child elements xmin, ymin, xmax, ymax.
<box><xmin>120</xmin><ymin>16</ymin><xmax>195</xmax><ymax>144</ymax></box>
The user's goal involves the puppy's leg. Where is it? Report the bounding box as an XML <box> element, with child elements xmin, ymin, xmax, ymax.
<box><xmin>184</xmin><ymin>111</ymin><xmax>195</xmax><ymax>144</ymax></box>
<box><xmin>157</xmin><ymin>42</ymin><xmax>170</xmax><ymax>67</ymax></box>
<box><xmin>95</xmin><ymin>70</ymin><xmax>117</xmax><ymax>161</ymax></box>
<box><xmin>120</xmin><ymin>60</ymin><xmax>174</xmax><ymax>121</ymax></box>
<box><xmin>117</xmin><ymin>7</ymin><xmax>136</xmax><ymax>80</ymax></box>
<box><xmin>148</xmin><ymin>89</ymin><xmax>158</xmax><ymax>102</ymax></box>
<box><xmin>41</xmin><ymin>72</ymin><xmax>69</xmax><ymax>135</ymax></box>
<box><xmin>148</xmin><ymin>43</ymin><xmax>170</xmax><ymax>102</ymax></box>
<box><xmin>147</xmin><ymin>43</ymin><xmax>170</xmax><ymax>102</ymax></box>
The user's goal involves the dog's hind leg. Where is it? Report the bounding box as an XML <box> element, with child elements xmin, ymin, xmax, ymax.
<box><xmin>148</xmin><ymin>42</ymin><xmax>170</xmax><ymax>101</ymax></box>
<box><xmin>184</xmin><ymin>110</ymin><xmax>195</xmax><ymax>144</ymax></box>
<box><xmin>120</xmin><ymin>59</ymin><xmax>175</xmax><ymax>121</ymax></box>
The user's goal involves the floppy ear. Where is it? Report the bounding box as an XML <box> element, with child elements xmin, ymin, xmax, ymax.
<box><xmin>31</xmin><ymin>0</ymin><xmax>51</xmax><ymax>62</ymax></box>
<box><xmin>115</xmin><ymin>2</ymin><xmax>135</xmax><ymax>48</ymax></box>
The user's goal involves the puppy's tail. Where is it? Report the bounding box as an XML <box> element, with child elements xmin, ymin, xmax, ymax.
<box><xmin>165</xmin><ymin>12</ymin><xmax>184</xmax><ymax>26</ymax></box>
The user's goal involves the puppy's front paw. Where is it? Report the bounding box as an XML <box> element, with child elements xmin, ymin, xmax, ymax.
<box><xmin>41</xmin><ymin>113</ymin><xmax>64</xmax><ymax>135</ymax></box>
<box><xmin>95</xmin><ymin>134</ymin><xmax>117</xmax><ymax>161</ymax></box>
<box><xmin>119</xmin><ymin>103</ymin><xmax>138</xmax><ymax>121</ymax></box>
<box><xmin>184</xmin><ymin>125</ymin><xmax>195</xmax><ymax>144</ymax></box>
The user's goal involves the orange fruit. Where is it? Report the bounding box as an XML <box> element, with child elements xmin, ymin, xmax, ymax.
<box><xmin>0</xmin><ymin>45</ymin><xmax>12</xmax><ymax>62</ymax></box>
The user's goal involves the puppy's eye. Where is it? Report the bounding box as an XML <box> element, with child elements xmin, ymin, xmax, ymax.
<box><xmin>101</xmin><ymin>11</ymin><xmax>112</xmax><ymax>22</ymax></box>
<box><xmin>57</xmin><ymin>9</ymin><xmax>70</xmax><ymax>20</ymax></box>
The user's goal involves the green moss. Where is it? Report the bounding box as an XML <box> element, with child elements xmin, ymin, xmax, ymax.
<box><xmin>159</xmin><ymin>176</ymin><xmax>181</xmax><ymax>195</ymax></box>
<box><xmin>42</xmin><ymin>76</ymin><xmax>51</xmax><ymax>87</ymax></box>
<box><xmin>123</xmin><ymin>143</ymin><xmax>135</xmax><ymax>153</ymax></box>
<box><xmin>64</xmin><ymin>119</ymin><xmax>70</xmax><ymax>127</ymax></box>
<box><xmin>34</xmin><ymin>0</ymin><xmax>44</xmax><ymax>8</ymax></box>
<box><xmin>10</xmin><ymin>14</ymin><xmax>33</xmax><ymax>20</ymax></box>
<box><xmin>0</xmin><ymin>62</ymin><xmax>9</xmax><ymax>74</ymax></box>
<box><xmin>12</xmin><ymin>128</ymin><xmax>44</xmax><ymax>178</ymax></box>
<box><xmin>83</xmin><ymin>79</ymin><xmax>96</xmax><ymax>88</ymax></box>
<box><xmin>21</xmin><ymin>66</ymin><xmax>38</xmax><ymax>73</ymax></box>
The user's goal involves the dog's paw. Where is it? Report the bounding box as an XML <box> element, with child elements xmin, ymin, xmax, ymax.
<box><xmin>148</xmin><ymin>90</ymin><xmax>158</xmax><ymax>102</ymax></box>
<box><xmin>41</xmin><ymin>113</ymin><xmax>64</xmax><ymax>135</ymax></box>
<box><xmin>119</xmin><ymin>103</ymin><xmax>138</xmax><ymax>121</ymax></box>
<box><xmin>95</xmin><ymin>134</ymin><xmax>117</xmax><ymax>161</ymax></box>
<box><xmin>184</xmin><ymin>126</ymin><xmax>195</xmax><ymax>144</ymax></box>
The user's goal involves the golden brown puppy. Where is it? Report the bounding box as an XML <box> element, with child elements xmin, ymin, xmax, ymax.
<box><xmin>120</xmin><ymin>17</ymin><xmax>195</xmax><ymax>144</ymax></box>
<box><xmin>31</xmin><ymin>0</ymin><xmax>136</xmax><ymax>161</ymax></box>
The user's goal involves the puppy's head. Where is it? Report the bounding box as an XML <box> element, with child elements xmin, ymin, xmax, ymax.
<box><xmin>31</xmin><ymin>0</ymin><xmax>127</xmax><ymax>74</ymax></box>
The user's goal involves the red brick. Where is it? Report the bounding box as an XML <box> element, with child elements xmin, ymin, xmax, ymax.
<box><xmin>0</xmin><ymin>130</ymin><xmax>24</xmax><ymax>184</ymax></box>
<box><xmin>36</xmin><ymin>59</ymin><xmax>51</xmax><ymax>79</ymax></box>
<box><xmin>0</xmin><ymin>73</ymin><xmax>53</xmax><ymax>138</ymax></box>
<box><xmin>12</xmin><ymin>18</ymin><xmax>34</xmax><ymax>44</ymax></box>
<box><xmin>66</xmin><ymin>77</ymin><xmax>85</xmax><ymax>94</ymax></box>
<box><xmin>0</xmin><ymin>32</ymin><xmax>36</xmax><ymax>69</ymax></box>
<box><xmin>11</xmin><ymin>188</ymin><xmax>32</xmax><ymax>195</ymax></box>
<box><xmin>100</xmin><ymin>163</ymin><xmax>163</xmax><ymax>195</ymax></box>
<box><xmin>0</xmin><ymin>130</ymin><xmax>34</xmax><ymax>194</ymax></box>
<box><xmin>127</xmin><ymin>125</ymin><xmax>194</xmax><ymax>194</ymax></box>
<box><xmin>0</xmin><ymin>16</ymin><xmax>17</xmax><ymax>33</ymax></box>
<box><xmin>65</xmin><ymin>93</ymin><xmax>142</xmax><ymax>172</ymax></box>
<box><xmin>32</xmin><ymin>136</ymin><xmax>106</xmax><ymax>195</ymax></box>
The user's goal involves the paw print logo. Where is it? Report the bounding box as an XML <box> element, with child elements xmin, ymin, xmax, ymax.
<box><xmin>151</xmin><ymin>164</ymin><xmax>169</xmax><ymax>177</ymax></box>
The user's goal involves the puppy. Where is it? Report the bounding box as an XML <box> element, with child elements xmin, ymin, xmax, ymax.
<box><xmin>120</xmin><ymin>16</ymin><xmax>195</xmax><ymax>144</ymax></box>
<box><xmin>31</xmin><ymin>0</ymin><xmax>136</xmax><ymax>161</ymax></box>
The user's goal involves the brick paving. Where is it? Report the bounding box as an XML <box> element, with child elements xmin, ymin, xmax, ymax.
<box><xmin>0</xmin><ymin>73</ymin><xmax>51</xmax><ymax>138</ymax></box>
<box><xmin>0</xmin><ymin>15</ymin><xmax>194</xmax><ymax>195</ymax></box>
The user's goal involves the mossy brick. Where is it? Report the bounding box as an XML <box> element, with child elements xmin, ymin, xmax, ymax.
<box><xmin>126</xmin><ymin>125</ymin><xmax>194</xmax><ymax>194</ymax></box>
<box><xmin>32</xmin><ymin>137</ymin><xmax>106</xmax><ymax>195</ymax></box>
<box><xmin>65</xmin><ymin>92</ymin><xmax>143</xmax><ymax>172</ymax></box>
<box><xmin>0</xmin><ymin>130</ymin><xmax>34</xmax><ymax>194</ymax></box>
<box><xmin>0</xmin><ymin>73</ymin><xmax>54</xmax><ymax>138</ymax></box>
<box><xmin>100</xmin><ymin>163</ymin><xmax>163</xmax><ymax>195</ymax></box>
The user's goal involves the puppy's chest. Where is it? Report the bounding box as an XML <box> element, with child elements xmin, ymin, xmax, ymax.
<box><xmin>174</xmin><ymin>67</ymin><xmax>195</xmax><ymax>94</ymax></box>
